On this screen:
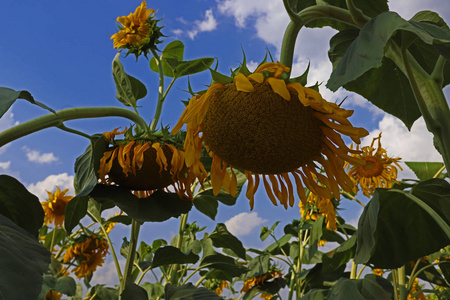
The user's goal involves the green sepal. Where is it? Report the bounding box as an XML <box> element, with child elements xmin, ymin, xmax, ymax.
<box><xmin>209</xmin><ymin>67</ymin><xmax>233</xmax><ymax>85</ymax></box>
<box><xmin>289</xmin><ymin>61</ymin><xmax>310</xmax><ymax>86</ymax></box>
<box><xmin>231</xmin><ymin>48</ymin><xmax>252</xmax><ymax>77</ymax></box>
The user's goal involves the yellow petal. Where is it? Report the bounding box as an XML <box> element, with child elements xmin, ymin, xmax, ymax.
<box><xmin>266</xmin><ymin>77</ymin><xmax>290</xmax><ymax>100</ymax></box>
<box><xmin>287</xmin><ymin>82</ymin><xmax>309</xmax><ymax>106</ymax></box>
<box><xmin>248</xmin><ymin>73</ymin><xmax>264</xmax><ymax>83</ymax></box>
<box><xmin>234</xmin><ymin>73</ymin><xmax>254</xmax><ymax>92</ymax></box>
<box><xmin>263</xmin><ymin>175</ymin><xmax>278</xmax><ymax>207</ymax></box>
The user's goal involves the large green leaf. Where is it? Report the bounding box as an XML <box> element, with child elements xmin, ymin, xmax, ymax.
<box><xmin>322</xmin><ymin>235</ymin><xmax>357</xmax><ymax>272</ymax></box>
<box><xmin>328</xmin><ymin>11</ymin><xmax>450</xmax><ymax>91</ymax></box>
<box><xmin>405</xmin><ymin>161</ymin><xmax>447</xmax><ymax>180</ymax></box>
<box><xmin>208</xmin><ymin>223</ymin><xmax>246</xmax><ymax>260</ymax></box>
<box><xmin>151</xmin><ymin>246</ymin><xmax>199</xmax><ymax>268</ymax></box>
<box><xmin>150</xmin><ymin>40</ymin><xmax>185</xmax><ymax>77</ymax></box>
<box><xmin>200</xmin><ymin>254</ymin><xmax>247</xmax><ymax>277</ymax></box>
<box><xmin>0</xmin><ymin>87</ymin><xmax>55</xmax><ymax>118</ymax></box>
<box><xmin>0</xmin><ymin>214</ymin><xmax>51</xmax><ymax>300</ymax></box>
<box><xmin>173</xmin><ymin>58</ymin><xmax>215</xmax><ymax>78</ymax></box>
<box><xmin>141</xmin><ymin>282</ymin><xmax>164</xmax><ymax>299</ymax></box>
<box><xmin>89</xmin><ymin>185</ymin><xmax>192</xmax><ymax>223</ymax></box>
<box><xmin>0</xmin><ymin>175</ymin><xmax>44</xmax><ymax>238</ymax></box>
<box><xmin>120</xmin><ymin>280</ymin><xmax>148</xmax><ymax>300</ymax></box>
<box><xmin>165</xmin><ymin>283</ymin><xmax>222</xmax><ymax>300</ymax></box>
<box><xmin>112</xmin><ymin>53</ymin><xmax>147</xmax><ymax>108</ymax></box>
<box><xmin>243</xmin><ymin>254</ymin><xmax>270</xmax><ymax>279</ymax></box>
<box><xmin>355</xmin><ymin>179</ymin><xmax>450</xmax><ymax>268</ymax></box>
<box><xmin>328</xmin><ymin>29</ymin><xmax>420</xmax><ymax>129</ymax></box>
<box><xmin>54</xmin><ymin>276</ymin><xmax>77</xmax><ymax>296</ymax></box>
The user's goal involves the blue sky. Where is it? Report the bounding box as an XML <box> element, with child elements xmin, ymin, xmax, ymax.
<box><xmin>1</xmin><ymin>0</ymin><xmax>449</xmax><ymax>288</ymax></box>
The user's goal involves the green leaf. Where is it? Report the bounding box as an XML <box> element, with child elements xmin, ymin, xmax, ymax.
<box><xmin>0</xmin><ymin>175</ymin><xmax>44</xmax><ymax>238</ymax></box>
<box><xmin>264</xmin><ymin>234</ymin><xmax>293</xmax><ymax>253</ymax></box>
<box><xmin>141</xmin><ymin>282</ymin><xmax>164</xmax><ymax>299</ymax></box>
<box><xmin>120</xmin><ymin>280</ymin><xmax>148</xmax><ymax>300</ymax></box>
<box><xmin>151</xmin><ymin>246</ymin><xmax>199</xmax><ymax>268</ymax></box>
<box><xmin>243</xmin><ymin>254</ymin><xmax>270</xmax><ymax>278</ymax></box>
<box><xmin>55</xmin><ymin>276</ymin><xmax>77</xmax><ymax>296</ymax></box>
<box><xmin>200</xmin><ymin>254</ymin><xmax>247</xmax><ymax>277</ymax></box>
<box><xmin>64</xmin><ymin>196</ymin><xmax>89</xmax><ymax>234</ymax></box>
<box><xmin>405</xmin><ymin>161</ymin><xmax>446</xmax><ymax>180</ymax></box>
<box><xmin>322</xmin><ymin>235</ymin><xmax>357</xmax><ymax>272</ymax></box>
<box><xmin>112</xmin><ymin>53</ymin><xmax>147</xmax><ymax>108</ymax></box>
<box><xmin>106</xmin><ymin>215</ymin><xmax>132</xmax><ymax>226</ymax></box>
<box><xmin>309</xmin><ymin>216</ymin><xmax>325</xmax><ymax>259</ymax></box>
<box><xmin>174</xmin><ymin>58</ymin><xmax>214</xmax><ymax>78</ymax></box>
<box><xmin>165</xmin><ymin>283</ymin><xmax>222</xmax><ymax>300</ymax></box>
<box><xmin>0</xmin><ymin>214</ymin><xmax>51</xmax><ymax>300</ymax></box>
<box><xmin>355</xmin><ymin>179</ymin><xmax>450</xmax><ymax>268</ymax></box>
<box><xmin>304</xmin><ymin>263</ymin><xmax>347</xmax><ymax>293</ymax></box>
<box><xmin>327</xmin><ymin>11</ymin><xmax>450</xmax><ymax>91</ymax></box>
<box><xmin>410</xmin><ymin>11</ymin><xmax>449</xmax><ymax>30</ymax></box>
<box><xmin>328</xmin><ymin>30</ymin><xmax>421</xmax><ymax>129</ymax></box>
<box><xmin>150</xmin><ymin>40</ymin><xmax>185</xmax><ymax>77</ymax></box>
<box><xmin>208</xmin><ymin>223</ymin><xmax>246</xmax><ymax>260</ymax></box>
<box><xmin>0</xmin><ymin>87</ymin><xmax>56</xmax><ymax>118</ymax></box>
<box><xmin>88</xmin><ymin>284</ymin><xmax>119</xmax><ymax>300</ymax></box>
<box><xmin>90</xmin><ymin>185</ymin><xmax>192</xmax><ymax>223</ymax></box>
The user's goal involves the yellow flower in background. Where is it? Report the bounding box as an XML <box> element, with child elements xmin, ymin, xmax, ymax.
<box><xmin>172</xmin><ymin>61</ymin><xmax>369</xmax><ymax>209</ymax></box>
<box><xmin>372</xmin><ymin>268</ymin><xmax>384</xmax><ymax>276</ymax></box>
<box><xmin>408</xmin><ymin>278</ymin><xmax>426</xmax><ymax>300</ymax></box>
<box><xmin>45</xmin><ymin>290</ymin><xmax>62</xmax><ymax>300</ymax></box>
<box><xmin>241</xmin><ymin>270</ymin><xmax>283</xmax><ymax>300</ymax></box>
<box><xmin>98</xmin><ymin>128</ymin><xmax>197</xmax><ymax>199</ymax></box>
<box><xmin>214</xmin><ymin>280</ymin><xmax>228</xmax><ymax>296</ymax></box>
<box><xmin>42</xmin><ymin>186</ymin><xmax>73</xmax><ymax>227</ymax></box>
<box><xmin>111</xmin><ymin>1</ymin><xmax>163</xmax><ymax>55</ymax></box>
<box><xmin>63</xmin><ymin>234</ymin><xmax>109</xmax><ymax>279</ymax></box>
<box><xmin>346</xmin><ymin>133</ymin><xmax>402</xmax><ymax>197</ymax></box>
<box><xmin>300</xmin><ymin>192</ymin><xmax>338</xmax><ymax>231</ymax></box>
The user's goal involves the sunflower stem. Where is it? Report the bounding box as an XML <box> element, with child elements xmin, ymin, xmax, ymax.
<box><xmin>119</xmin><ymin>219</ymin><xmax>141</xmax><ymax>298</ymax></box>
<box><xmin>169</xmin><ymin>212</ymin><xmax>189</xmax><ymax>284</ymax></box>
<box><xmin>345</xmin><ymin>0</ymin><xmax>369</xmax><ymax>27</ymax></box>
<box><xmin>150</xmin><ymin>48</ymin><xmax>165</xmax><ymax>131</ymax></box>
<box><xmin>398</xmin><ymin>266</ymin><xmax>407</xmax><ymax>300</ymax></box>
<box><xmin>0</xmin><ymin>107</ymin><xmax>149</xmax><ymax>148</ymax></box>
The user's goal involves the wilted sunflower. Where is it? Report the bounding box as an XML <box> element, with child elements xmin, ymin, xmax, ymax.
<box><xmin>42</xmin><ymin>187</ymin><xmax>73</xmax><ymax>227</ymax></box>
<box><xmin>111</xmin><ymin>0</ymin><xmax>163</xmax><ymax>56</ymax></box>
<box><xmin>345</xmin><ymin>133</ymin><xmax>402</xmax><ymax>197</ymax></box>
<box><xmin>172</xmin><ymin>61</ymin><xmax>369</xmax><ymax>208</ymax></box>
<box><xmin>299</xmin><ymin>192</ymin><xmax>338</xmax><ymax>231</ymax></box>
<box><xmin>63</xmin><ymin>234</ymin><xmax>109</xmax><ymax>279</ymax></box>
<box><xmin>98</xmin><ymin>127</ymin><xmax>196</xmax><ymax>199</ymax></box>
<box><xmin>241</xmin><ymin>269</ymin><xmax>283</xmax><ymax>300</ymax></box>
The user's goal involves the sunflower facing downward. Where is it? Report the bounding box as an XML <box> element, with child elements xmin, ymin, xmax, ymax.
<box><xmin>98</xmin><ymin>127</ymin><xmax>198</xmax><ymax>199</ymax></box>
<box><xmin>172</xmin><ymin>61</ymin><xmax>369</xmax><ymax>208</ymax></box>
<box><xmin>42</xmin><ymin>187</ymin><xmax>73</xmax><ymax>227</ymax></box>
<box><xmin>345</xmin><ymin>133</ymin><xmax>402</xmax><ymax>197</ymax></box>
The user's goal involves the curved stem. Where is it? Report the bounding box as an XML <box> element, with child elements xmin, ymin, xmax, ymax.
<box><xmin>431</xmin><ymin>55</ymin><xmax>446</xmax><ymax>87</ymax></box>
<box><xmin>345</xmin><ymin>0</ymin><xmax>369</xmax><ymax>27</ymax></box>
<box><xmin>0</xmin><ymin>106</ymin><xmax>148</xmax><ymax>147</ymax></box>
<box><xmin>150</xmin><ymin>48</ymin><xmax>165</xmax><ymax>131</ymax></box>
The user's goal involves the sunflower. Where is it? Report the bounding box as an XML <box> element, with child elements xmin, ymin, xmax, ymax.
<box><xmin>42</xmin><ymin>187</ymin><xmax>73</xmax><ymax>227</ymax></box>
<box><xmin>214</xmin><ymin>280</ymin><xmax>228</xmax><ymax>296</ymax></box>
<box><xmin>45</xmin><ymin>290</ymin><xmax>62</xmax><ymax>300</ymax></box>
<box><xmin>372</xmin><ymin>268</ymin><xmax>384</xmax><ymax>276</ymax></box>
<box><xmin>98</xmin><ymin>127</ymin><xmax>197</xmax><ymax>199</ymax></box>
<box><xmin>299</xmin><ymin>192</ymin><xmax>338</xmax><ymax>231</ymax></box>
<box><xmin>172</xmin><ymin>61</ymin><xmax>369</xmax><ymax>209</ymax></box>
<box><xmin>345</xmin><ymin>133</ymin><xmax>402</xmax><ymax>197</ymax></box>
<box><xmin>63</xmin><ymin>234</ymin><xmax>109</xmax><ymax>279</ymax></box>
<box><xmin>241</xmin><ymin>270</ymin><xmax>283</xmax><ymax>300</ymax></box>
<box><xmin>111</xmin><ymin>1</ymin><xmax>163</xmax><ymax>56</ymax></box>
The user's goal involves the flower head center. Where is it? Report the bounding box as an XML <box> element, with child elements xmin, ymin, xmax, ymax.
<box><xmin>358</xmin><ymin>156</ymin><xmax>384</xmax><ymax>177</ymax></box>
<box><xmin>50</xmin><ymin>198</ymin><xmax>67</xmax><ymax>216</ymax></box>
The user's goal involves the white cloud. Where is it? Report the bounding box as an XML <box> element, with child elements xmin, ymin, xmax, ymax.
<box><xmin>0</xmin><ymin>108</ymin><xmax>19</xmax><ymax>156</ymax></box>
<box><xmin>225</xmin><ymin>212</ymin><xmax>267</xmax><ymax>236</ymax></box>
<box><xmin>22</xmin><ymin>146</ymin><xmax>58</xmax><ymax>164</ymax></box>
<box><xmin>176</xmin><ymin>9</ymin><xmax>218</xmax><ymax>40</ymax></box>
<box><xmin>27</xmin><ymin>173</ymin><xmax>74</xmax><ymax>201</ymax></box>
<box><xmin>0</xmin><ymin>161</ymin><xmax>11</xmax><ymax>170</ymax></box>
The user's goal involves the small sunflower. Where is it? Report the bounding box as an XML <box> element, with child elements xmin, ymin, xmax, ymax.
<box><xmin>98</xmin><ymin>127</ymin><xmax>197</xmax><ymax>199</ymax></box>
<box><xmin>45</xmin><ymin>290</ymin><xmax>62</xmax><ymax>300</ymax></box>
<box><xmin>42</xmin><ymin>187</ymin><xmax>73</xmax><ymax>227</ymax></box>
<box><xmin>111</xmin><ymin>1</ymin><xmax>163</xmax><ymax>56</ymax></box>
<box><xmin>63</xmin><ymin>234</ymin><xmax>109</xmax><ymax>279</ymax></box>
<box><xmin>172</xmin><ymin>61</ymin><xmax>369</xmax><ymax>209</ymax></box>
<box><xmin>241</xmin><ymin>270</ymin><xmax>283</xmax><ymax>300</ymax></box>
<box><xmin>300</xmin><ymin>192</ymin><xmax>338</xmax><ymax>231</ymax></box>
<box><xmin>345</xmin><ymin>133</ymin><xmax>402</xmax><ymax>197</ymax></box>
<box><xmin>372</xmin><ymin>268</ymin><xmax>384</xmax><ymax>276</ymax></box>
<box><xmin>214</xmin><ymin>280</ymin><xmax>228</xmax><ymax>296</ymax></box>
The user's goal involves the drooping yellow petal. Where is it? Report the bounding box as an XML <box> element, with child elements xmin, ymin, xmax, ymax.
<box><xmin>234</xmin><ymin>73</ymin><xmax>254</xmax><ymax>92</ymax></box>
<box><xmin>287</xmin><ymin>82</ymin><xmax>309</xmax><ymax>106</ymax></box>
<box><xmin>152</xmin><ymin>142</ymin><xmax>168</xmax><ymax>173</ymax></box>
<box><xmin>263</xmin><ymin>175</ymin><xmax>278</xmax><ymax>207</ymax></box>
<box><xmin>248</xmin><ymin>73</ymin><xmax>264</xmax><ymax>83</ymax></box>
<box><xmin>266</xmin><ymin>77</ymin><xmax>290</xmax><ymax>100</ymax></box>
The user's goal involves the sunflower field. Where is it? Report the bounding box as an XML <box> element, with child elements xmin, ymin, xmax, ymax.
<box><xmin>1</xmin><ymin>0</ymin><xmax>450</xmax><ymax>299</ymax></box>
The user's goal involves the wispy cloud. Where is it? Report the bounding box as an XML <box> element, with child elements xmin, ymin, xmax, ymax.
<box><xmin>22</xmin><ymin>146</ymin><xmax>58</xmax><ymax>164</ymax></box>
<box><xmin>173</xmin><ymin>9</ymin><xmax>218</xmax><ymax>40</ymax></box>
<box><xmin>27</xmin><ymin>173</ymin><xmax>74</xmax><ymax>201</ymax></box>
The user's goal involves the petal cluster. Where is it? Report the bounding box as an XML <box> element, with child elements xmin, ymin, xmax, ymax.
<box><xmin>42</xmin><ymin>186</ymin><xmax>73</xmax><ymax>227</ymax></box>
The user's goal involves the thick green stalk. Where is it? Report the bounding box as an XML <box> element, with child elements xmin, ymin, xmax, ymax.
<box><xmin>150</xmin><ymin>48</ymin><xmax>165</xmax><ymax>131</ymax></box>
<box><xmin>119</xmin><ymin>219</ymin><xmax>141</xmax><ymax>298</ymax></box>
<box><xmin>398</xmin><ymin>266</ymin><xmax>407</xmax><ymax>300</ymax></box>
<box><xmin>0</xmin><ymin>107</ymin><xmax>148</xmax><ymax>147</ymax></box>
<box><xmin>386</xmin><ymin>41</ymin><xmax>450</xmax><ymax>171</ymax></box>
<box><xmin>169</xmin><ymin>213</ymin><xmax>189</xmax><ymax>284</ymax></box>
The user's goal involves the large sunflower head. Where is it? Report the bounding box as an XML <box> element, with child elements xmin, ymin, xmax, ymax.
<box><xmin>172</xmin><ymin>60</ymin><xmax>369</xmax><ymax>209</ymax></box>
<box><xmin>345</xmin><ymin>133</ymin><xmax>402</xmax><ymax>197</ymax></box>
<box><xmin>42</xmin><ymin>186</ymin><xmax>73</xmax><ymax>227</ymax></box>
<box><xmin>98</xmin><ymin>127</ymin><xmax>196</xmax><ymax>199</ymax></box>
<box><xmin>62</xmin><ymin>234</ymin><xmax>109</xmax><ymax>279</ymax></box>
<box><xmin>111</xmin><ymin>1</ymin><xmax>163</xmax><ymax>57</ymax></box>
